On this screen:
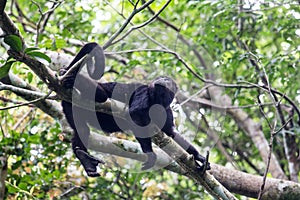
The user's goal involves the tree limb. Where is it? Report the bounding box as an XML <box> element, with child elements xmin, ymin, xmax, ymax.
<box><xmin>88</xmin><ymin>131</ymin><xmax>300</xmax><ymax>199</ymax></box>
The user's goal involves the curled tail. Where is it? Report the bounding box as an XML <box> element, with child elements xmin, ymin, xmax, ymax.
<box><xmin>60</xmin><ymin>42</ymin><xmax>105</xmax><ymax>88</ymax></box>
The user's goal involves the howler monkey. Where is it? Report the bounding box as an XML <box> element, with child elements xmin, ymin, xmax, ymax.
<box><xmin>60</xmin><ymin>42</ymin><xmax>210</xmax><ymax>177</ymax></box>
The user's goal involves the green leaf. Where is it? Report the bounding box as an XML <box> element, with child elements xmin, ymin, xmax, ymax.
<box><xmin>0</xmin><ymin>61</ymin><xmax>14</xmax><ymax>79</ymax></box>
<box><xmin>7</xmin><ymin>184</ymin><xmax>18</xmax><ymax>193</ymax></box>
<box><xmin>27</xmin><ymin>72</ymin><xmax>33</xmax><ymax>83</ymax></box>
<box><xmin>4</xmin><ymin>35</ymin><xmax>23</xmax><ymax>51</ymax></box>
<box><xmin>55</xmin><ymin>38</ymin><xmax>66</xmax><ymax>49</ymax></box>
<box><xmin>24</xmin><ymin>47</ymin><xmax>40</xmax><ymax>53</ymax></box>
<box><xmin>27</xmin><ymin>51</ymin><xmax>51</xmax><ymax>63</ymax></box>
<box><xmin>18</xmin><ymin>182</ymin><xmax>28</xmax><ymax>190</ymax></box>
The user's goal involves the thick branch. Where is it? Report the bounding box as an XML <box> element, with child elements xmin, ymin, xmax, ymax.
<box><xmin>1</xmin><ymin>73</ymin><xmax>63</xmax><ymax>119</ymax></box>
<box><xmin>0</xmin><ymin>10</ymin><xmax>23</xmax><ymax>45</ymax></box>
<box><xmin>88</xmin><ymin>132</ymin><xmax>300</xmax><ymax>199</ymax></box>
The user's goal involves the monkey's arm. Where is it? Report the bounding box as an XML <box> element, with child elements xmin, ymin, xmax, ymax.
<box><xmin>171</xmin><ymin>128</ymin><xmax>210</xmax><ymax>170</ymax></box>
<box><xmin>162</xmin><ymin>108</ymin><xmax>210</xmax><ymax>171</ymax></box>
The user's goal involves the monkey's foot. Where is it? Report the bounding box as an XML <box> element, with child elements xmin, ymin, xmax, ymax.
<box><xmin>195</xmin><ymin>153</ymin><xmax>210</xmax><ymax>175</ymax></box>
<box><xmin>196</xmin><ymin>160</ymin><xmax>211</xmax><ymax>174</ymax></box>
<box><xmin>141</xmin><ymin>152</ymin><xmax>157</xmax><ymax>170</ymax></box>
<box><xmin>196</xmin><ymin>160</ymin><xmax>211</xmax><ymax>171</ymax></box>
<box><xmin>59</xmin><ymin>66</ymin><xmax>81</xmax><ymax>88</ymax></box>
<box><xmin>75</xmin><ymin>149</ymin><xmax>105</xmax><ymax>177</ymax></box>
<box><xmin>59</xmin><ymin>75</ymin><xmax>76</xmax><ymax>88</ymax></box>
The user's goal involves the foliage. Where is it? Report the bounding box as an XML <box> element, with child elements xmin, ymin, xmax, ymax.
<box><xmin>1</xmin><ymin>0</ymin><xmax>300</xmax><ymax>199</ymax></box>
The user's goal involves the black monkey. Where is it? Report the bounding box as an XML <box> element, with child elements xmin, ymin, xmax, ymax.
<box><xmin>60</xmin><ymin>43</ymin><xmax>210</xmax><ymax>177</ymax></box>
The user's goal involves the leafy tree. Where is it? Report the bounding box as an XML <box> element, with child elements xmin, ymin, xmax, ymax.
<box><xmin>0</xmin><ymin>0</ymin><xmax>300</xmax><ymax>199</ymax></box>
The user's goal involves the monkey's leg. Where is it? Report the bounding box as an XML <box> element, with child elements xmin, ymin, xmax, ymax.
<box><xmin>135</xmin><ymin>137</ymin><xmax>157</xmax><ymax>170</ymax></box>
<box><xmin>62</xmin><ymin>101</ymin><xmax>104</xmax><ymax>177</ymax></box>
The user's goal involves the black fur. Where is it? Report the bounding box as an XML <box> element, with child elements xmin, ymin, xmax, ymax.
<box><xmin>60</xmin><ymin>43</ymin><xmax>210</xmax><ymax>177</ymax></box>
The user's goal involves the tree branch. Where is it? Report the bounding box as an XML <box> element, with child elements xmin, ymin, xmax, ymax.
<box><xmin>88</xmin><ymin>131</ymin><xmax>300</xmax><ymax>199</ymax></box>
<box><xmin>110</xmin><ymin>0</ymin><xmax>172</xmax><ymax>46</ymax></box>
<box><xmin>103</xmin><ymin>0</ymin><xmax>155</xmax><ymax>49</ymax></box>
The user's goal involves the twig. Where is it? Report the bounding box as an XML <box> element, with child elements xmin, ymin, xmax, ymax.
<box><xmin>254</xmin><ymin>49</ymin><xmax>281</xmax><ymax>199</ymax></box>
<box><xmin>58</xmin><ymin>185</ymin><xmax>85</xmax><ymax>198</ymax></box>
<box><xmin>11</xmin><ymin>1</ymin><xmax>36</xmax><ymax>32</ymax></box>
<box><xmin>5</xmin><ymin>181</ymin><xmax>37</xmax><ymax>199</ymax></box>
<box><xmin>107</xmin><ymin>47</ymin><xmax>300</xmax><ymax>122</ymax></box>
<box><xmin>12</xmin><ymin>107</ymin><xmax>35</xmax><ymax>130</ymax></box>
<box><xmin>196</xmin><ymin>98</ymin><xmax>274</xmax><ymax>111</ymax></box>
<box><xmin>178</xmin><ymin>84</ymin><xmax>213</xmax><ymax>107</ymax></box>
<box><xmin>274</xmin><ymin>117</ymin><xmax>293</xmax><ymax>135</ymax></box>
<box><xmin>201</xmin><ymin>151</ymin><xmax>210</xmax><ymax>176</ymax></box>
<box><xmin>144</xmin><ymin>3</ymin><xmax>208</xmax><ymax>70</ymax></box>
<box><xmin>103</xmin><ymin>0</ymin><xmax>155</xmax><ymax>49</ymax></box>
<box><xmin>0</xmin><ymin>96</ymin><xmax>34</xmax><ymax>107</ymax></box>
<box><xmin>0</xmin><ymin>82</ymin><xmax>55</xmax><ymax>100</ymax></box>
<box><xmin>110</xmin><ymin>0</ymin><xmax>172</xmax><ymax>46</ymax></box>
<box><xmin>31</xmin><ymin>1</ymin><xmax>62</xmax><ymax>47</ymax></box>
<box><xmin>257</xmin><ymin>96</ymin><xmax>275</xmax><ymax>200</ymax></box>
<box><xmin>107</xmin><ymin>48</ymin><xmax>208</xmax><ymax>83</ymax></box>
<box><xmin>40</xmin><ymin>1</ymin><xmax>62</xmax><ymax>33</ymax></box>
<box><xmin>0</xmin><ymin>90</ymin><xmax>53</xmax><ymax>110</ymax></box>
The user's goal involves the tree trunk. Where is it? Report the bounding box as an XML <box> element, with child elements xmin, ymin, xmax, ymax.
<box><xmin>0</xmin><ymin>156</ymin><xmax>7</xmax><ymax>200</ymax></box>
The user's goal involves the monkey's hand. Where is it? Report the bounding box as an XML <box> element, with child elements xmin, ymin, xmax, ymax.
<box><xmin>194</xmin><ymin>153</ymin><xmax>211</xmax><ymax>175</ymax></box>
<box><xmin>59</xmin><ymin>68</ymin><xmax>77</xmax><ymax>88</ymax></box>
<box><xmin>141</xmin><ymin>152</ymin><xmax>157</xmax><ymax>170</ymax></box>
<box><xmin>75</xmin><ymin>149</ymin><xmax>105</xmax><ymax>177</ymax></box>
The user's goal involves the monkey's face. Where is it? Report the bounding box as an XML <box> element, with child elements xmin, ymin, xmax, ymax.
<box><xmin>149</xmin><ymin>76</ymin><xmax>178</xmax><ymax>107</ymax></box>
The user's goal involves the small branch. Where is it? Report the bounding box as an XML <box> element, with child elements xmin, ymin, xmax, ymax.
<box><xmin>0</xmin><ymin>90</ymin><xmax>52</xmax><ymax>110</ymax></box>
<box><xmin>176</xmin><ymin>92</ymin><xmax>238</xmax><ymax>169</ymax></box>
<box><xmin>0</xmin><ymin>81</ymin><xmax>54</xmax><ymax>99</ymax></box>
<box><xmin>0</xmin><ymin>96</ymin><xmax>34</xmax><ymax>107</ymax></box>
<box><xmin>179</xmin><ymin>90</ymin><xmax>274</xmax><ymax>111</ymax></box>
<box><xmin>5</xmin><ymin>181</ymin><xmax>38</xmax><ymax>199</ymax></box>
<box><xmin>107</xmin><ymin>48</ymin><xmax>207</xmax><ymax>83</ymax></box>
<box><xmin>108</xmin><ymin>47</ymin><xmax>300</xmax><ymax>123</ymax></box>
<box><xmin>2</xmin><ymin>73</ymin><xmax>63</xmax><ymax>120</ymax></box>
<box><xmin>144</xmin><ymin>3</ymin><xmax>209</xmax><ymax>71</ymax></box>
<box><xmin>274</xmin><ymin>117</ymin><xmax>293</xmax><ymax>135</ymax></box>
<box><xmin>257</xmin><ymin>96</ymin><xmax>275</xmax><ymax>200</ymax></box>
<box><xmin>14</xmin><ymin>1</ymin><xmax>35</xmax><ymax>25</ymax></box>
<box><xmin>40</xmin><ymin>1</ymin><xmax>62</xmax><ymax>33</ymax></box>
<box><xmin>12</xmin><ymin>107</ymin><xmax>35</xmax><ymax>130</ymax></box>
<box><xmin>178</xmin><ymin>84</ymin><xmax>213</xmax><ymax>107</ymax></box>
<box><xmin>58</xmin><ymin>185</ymin><xmax>85</xmax><ymax>199</ymax></box>
<box><xmin>110</xmin><ymin>0</ymin><xmax>172</xmax><ymax>46</ymax></box>
<box><xmin>103</xmin><ymin>0</ymin><xmax>155</xmax><ymax>49</ymax></box>
<box><xmin>31</xmin><ymin>1</ymin><xmax>62</xmax><ymax>47</ymax></box>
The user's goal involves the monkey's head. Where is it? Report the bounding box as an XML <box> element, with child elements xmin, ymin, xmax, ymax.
<box><xmin>149</xmin><ymin>76</ymin><xmax>178</xmax><ymax>107</ymax></box>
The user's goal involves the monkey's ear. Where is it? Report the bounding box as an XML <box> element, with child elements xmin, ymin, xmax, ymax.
<box><xmin>84</xmin><ymin>42</ymin><xmax>105</xmax><ymax>80</ymax></box>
